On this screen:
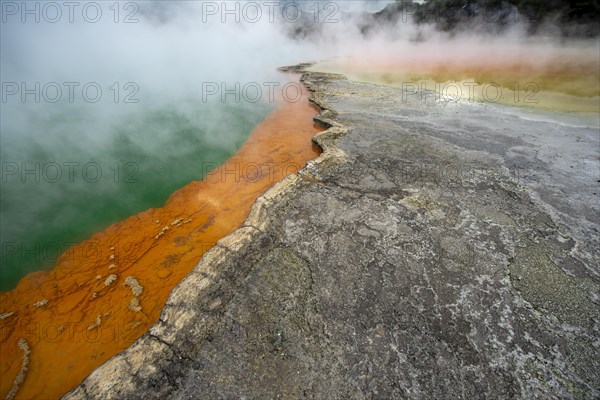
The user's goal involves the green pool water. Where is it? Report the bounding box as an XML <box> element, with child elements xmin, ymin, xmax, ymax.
<box><xmin>0</xmin><ymin>97</ymin><xmax>273</xmax><ymax>291</ymax></box>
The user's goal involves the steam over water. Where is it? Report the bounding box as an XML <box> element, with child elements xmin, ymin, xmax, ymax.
<box><xmin>1</xmin><ymin>0</ymin><xmax>599</xmax><ymax>290</ymax></box>
<box><xmin>0</xmin><ymin>1</ymin><xmax>322</xmax><ymax>290</ymax></box>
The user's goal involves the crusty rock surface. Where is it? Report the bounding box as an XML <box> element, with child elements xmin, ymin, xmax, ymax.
<box><xmin>64</xmin><ymin>66</ymin><xmax>599</xmax><ymax>399</ymax></box>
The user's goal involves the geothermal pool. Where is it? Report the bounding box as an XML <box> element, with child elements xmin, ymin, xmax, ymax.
<box><xmin>0</xmin><ymin>94</ymin><xmax>272</xmax><ymax>291</ymax></box>
<box><xmin>2</xmin><ymin>1</ymin><xmax>599</xmax><ymax>398</ymax></box>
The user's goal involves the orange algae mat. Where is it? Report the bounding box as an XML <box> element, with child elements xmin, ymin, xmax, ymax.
<box><xmin>0</xmin><ymin>77</ymin><xmax>323</xmax><ymax>400</ymax></box>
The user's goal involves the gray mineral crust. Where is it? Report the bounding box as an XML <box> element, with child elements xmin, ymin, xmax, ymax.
<box><xmin>64</xmin><ymin>65</ymin><xmax>599</xmax><ymax>399</ymax></box>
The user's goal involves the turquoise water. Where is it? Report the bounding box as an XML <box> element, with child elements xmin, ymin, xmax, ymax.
<box><xmin>0</xmin><ymin>98</ymin><xmax>273</xmax><ymax>291</ymax></box>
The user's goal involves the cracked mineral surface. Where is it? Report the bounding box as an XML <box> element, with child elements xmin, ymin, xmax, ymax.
<box><xmin>64</xmin><ymin>65</ymin><xmax>599</xmax><ymax>399</ymax></box>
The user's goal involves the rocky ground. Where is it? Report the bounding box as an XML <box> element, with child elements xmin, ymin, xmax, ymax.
<box><xmin>64</xmin><ymin>65</ymin><xmax>599</xmax><ymax>399</ymax></box>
